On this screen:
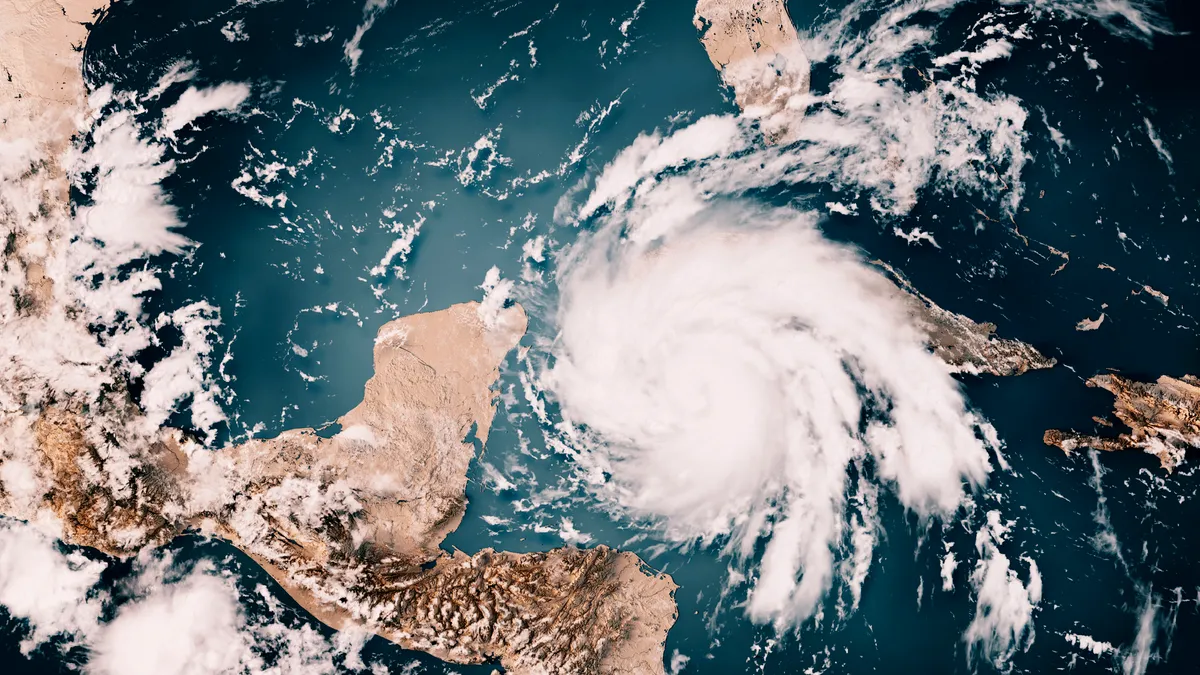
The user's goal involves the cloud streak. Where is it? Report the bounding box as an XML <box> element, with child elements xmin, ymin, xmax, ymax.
<box><xmin>344</xmin><ymin>0</ymin><xmax>395</xmax><ymax>76</ymax></box>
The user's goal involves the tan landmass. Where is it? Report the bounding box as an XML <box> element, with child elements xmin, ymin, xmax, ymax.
<box><xmin>692</xmin><ymin>3</ymin><xmax>1052</xmax><ymax>376</ymax></box>
<box><xmin>14</xmin><ymin>302</ymin><xmax>679</xmax><ymax>672</ymax></box>
<box><xmin>1135</xmin><ymin>284</ymin><xmax>1169</xmax><ymax>306</ymax></box>
<box><xmin>1076</xmin><ymin>313</ymin><xmax>1105</xmax><ymax>331</ymax></box>
<box><xmin>1</xmin><ymin>0</ymin><xmax>109</xmax><ymax>134</ymax></box>
<box><xmin>12</xmin><ymin>302</ymin><xmax>680</xmax><ymax>674</ymax></box>
<box><xmin>693</xmin><ymin>0</ymin><xmax>809</xmax><ymax>139</ymax></box>
<box><xmin>1</xmin><ymin>0</ymin><xmax>111</xmax><ymax>311</ymax></box>
<box><xmin>875</xmin><ymin>260</ymin><xmax>1055</xmax><ymax>376</ymax></box>
<box><xmin>192</xmin><ymin>303</ymin><xmax>678</xmax><ymax>674</ymax></box>
<box><xmin>1047</xmin><ymin>245</ymin><xmax>1069</xmax><ymax>275</ymax></box>
<box><xmin>0</xmin><ymin>6</ymin><xmax>677</xmax><ymax>673</ymax></box>
<box><xmin>1044</xmin><ymin>373</ymin><xmax>1200</xmax><ymax>471</ymax></box>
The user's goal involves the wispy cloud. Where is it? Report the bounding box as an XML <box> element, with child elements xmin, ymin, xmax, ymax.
<box><xmin>344</xmin><ymin>0</ymin><xmax>395</xmax><ymax>77</ymax></box>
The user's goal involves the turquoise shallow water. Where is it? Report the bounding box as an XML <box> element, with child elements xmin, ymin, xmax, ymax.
<box><xmin>6</xmin><ymin>0</ymin><xmax>1200</xmax><ymax>673</ymax></box>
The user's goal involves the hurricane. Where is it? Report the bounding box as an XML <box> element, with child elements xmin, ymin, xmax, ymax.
<box><xmin>542</xmin><ymin>199</ymin><xmax>1001</xmax><ymax>628</ymax></box>
<box><xmin>531</xmin><ymin>0</ymin><xmax>1052</xmax><ymax>634</ymax></box>
<box><xmin>1</xmin><ymin>0</ymin><xmax>1194</xmax><ymax>672</ymax></box>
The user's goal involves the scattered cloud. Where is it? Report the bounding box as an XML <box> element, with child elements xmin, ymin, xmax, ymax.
<box><xmin>965</xmin><ymin>511</ymin><xmax>1042</xmax><ymax>670</ymax></box>
<box><xmin>478</xmin><ymin>266</ymin><xmax>514</xmax><ymax>329</ymax></box>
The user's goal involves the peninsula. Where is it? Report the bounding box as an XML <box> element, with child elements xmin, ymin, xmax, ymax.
<box><xmin>694</xmin><ymin>0</ymin><xmax>1054</xmax><ymax>377</ymax></box>
<box><xmin>694</xmin><ymin>0</ymin><xmax>810</xmax><ymax>141</ymax></box>
<box><xmin>0</xmin><ymin>4</ymin><xmax>677</xmax><ymax>673</ymax></box>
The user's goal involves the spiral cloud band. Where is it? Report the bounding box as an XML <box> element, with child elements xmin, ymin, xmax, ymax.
<box><xmin>541</xmin><ymin>204</ymin><xmax>999</xmax><ymax>629</ymax></box>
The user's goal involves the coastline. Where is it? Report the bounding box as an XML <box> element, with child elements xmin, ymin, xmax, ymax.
<box><xmin>0</xmin><ymin>4</ymin><xmax>679</xmax><ymax>673</ymax></box>
<box><xmin>693</xmin><ymin>0</ymin><xmax>1054</xmax><ymax>378</ymax></box>
<box><xmin>1</xmin><ymin>0</ymin><xmax>111</xmax><ymax>311</ymax></box>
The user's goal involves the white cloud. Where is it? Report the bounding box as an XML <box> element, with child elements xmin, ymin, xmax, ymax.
<box><xmin>0</xmin><ymin>521</ymin><xmax>374</xmax><ymax>675</ymax></box>
<box><xmin>369</xmin><ymin>215</ymin><xmax>424</xmax><ymax>279</ymax></box>
<box><xmin>430</xmin><ymin>126</ymin><xmax>513</xmax><ymax>198</ymax></box>
<box><xmin>513</xmin><ymin>0</ymin><xmax>1147</xmax><ymax>645</ymax></box>
<box><xmin>0</xmin><ymin>1</ymin><xmax>1174</xmax><ymax>671</ymax></box>
<box><xmin>74</xmin><ymin>94</ymin><xmax>192</xmax><ymax>262</ymax></box>
<box><xmin>221</xmin><ymin>20</ymin><xmax>249</xmax><ymax>43</ymax></box>
<box><xmin>933</xmin><ymin>39</ymin><xmax>1015</xmax><ymax>68</ymax></box>
<box><xmin>893</xmin><ymin>226</ymin><xmax>940</xmax><ymax>248</ymax></box>
<box><xmin>0</xmin><ymin>521</ymin><xmax>107</xmax><ymax>654</ymax></box>
<box><xmin>1016</xmin><ymin>0</ymin><xmax>1173</xmax><ymax>39</ymax></box>
<box><xmin>667</xmin><ymin>649</ymin><xmax>690</xmax><ymax>674</ymax></box>
<box><xmin>965</xmin><ymin>511</ymin><xmax>1042</xmax><ymax>670</ymax></box>
<box><xmin>0</xmin><ymin>74</ymin><xmax>245</xmax><ymax>542</ymax></box>
<box><xmin>159</xmin><ymin>83</ymin><xmax>252</xmax><ymax>140</ymax></box>
<box><xmin>557</xmin><ymin>517</ymin><xmax>592</xmax><ymax>545</ymax></box>
<box><xmin>577</xmin><ymin>114</ymin><xmax>747</xmax><ymax>222</ymax></box>
<box><xmin>1122</xmin><ymin>594</ymin><xmax>1157</xmax><ymax>675</ymax></box>
<box><xmin>1120</xmin><ymin>589</ymin><xmax>1176</xmax><ymax>675</ymax></box>
<box><xmin>841</xmin><ymin>475</ymin><xmax>878</xmax><ymax>614</ymax></box>
<box><xmin>1143</xmin><ymin>117</ymin><xmax>1173</xmax><ymax>172</ymax></box>
<box><xmin>478</xmin><ymin>266</ymin><xmax>514</xmax><ymax>329</ymax></box>
<box><xmin>568</xmin><ymin>10</ymin><xmax>1036</xmax><ymax>229</ymax></box>
<box><xmin>144</xmin><ymin>61</ymin><xmax>197</xmax><ymax>101</ymax></box>
<box><xmin>1065</xmin><ymin>632</ymin><xmax>1116</xmax><ymax>656</ymax></box>
<box><xmin>522</xmin><ymin>235</ymin><xmax>546</xmax><ymax>263</ymax></box>
<box><xmin>140</xmin><ymin>302</ymin><xmax>228</xmax><ymax>443</ymax></box>
<box><xmin>344</xmin><ymin>0</ymin><xmax>395</xmax><ymax>77</ymax></box>
<box><xmin>90</xmin><ymin>570</ymin><xmax>249</xmax><ymax>675</ymax></box>
<box><xmin>517</xmin><ymin>6</ymin><xmax>1111</xmax><ymax>637</ymax></box>
<box><xmin>539</xmin><ymin>199</ymin><xmax>998</xmax><ymax>630</ymax></box>
<box><xmin>940</xmin><ymin>542</ymin><xmax>958</xmax><ymax>592</ymax></box>
<box><xmin>65</xmin><ymin>83</ymin><xmax>245</xmax><ymax>441</ymax></box>
<box><xmin>471</xmin><ymin>59</ymin><xmax>520</xmax><ymax>110</ymax></box>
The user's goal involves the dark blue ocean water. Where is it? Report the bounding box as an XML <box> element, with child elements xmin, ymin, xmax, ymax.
<box><xmin>5</xmin><ymin>0</ymin><xmax>1200</xmax><ymax>673</ymax></box>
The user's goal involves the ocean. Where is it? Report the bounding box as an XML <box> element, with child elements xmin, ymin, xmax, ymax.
<box><xmin>5</xmin><ymin>0</ymin><xmax>1200</xmax><ymax>673</ymax></box>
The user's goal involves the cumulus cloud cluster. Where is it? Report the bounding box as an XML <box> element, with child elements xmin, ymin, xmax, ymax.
<box><xmin>22</xmin><ymin>69</ymin><xmax>243</xmax><ymax>418</ymax></box>
<box><xmin>0</xmin><ymin>520</ymin><xmax>380</xmax><ymax>675</ymax></box>
<box><xmin>578</xmin><ymin>0</ymin><xmax>1168</xmax><ymax>232</ymax></box>
<box><xmin>664</xmin><ymin>0</ymin><xmax>1033</xmax><ymax>219</ymax></box>
<box><xmin>0</xmin><ymin>63</ymin><xmax>250</xmax><ymax>542</ymax></box>
<box><xmin>965</xmin><ymin>511</ymin><xmax>1042</xmax><ymax>670</ymax></box>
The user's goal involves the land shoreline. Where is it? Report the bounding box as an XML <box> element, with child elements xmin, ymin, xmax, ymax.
<box><xmin>0</xmin><ymin>4</ymin><xmax>678</xmax><ymax>673</ymax></box>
